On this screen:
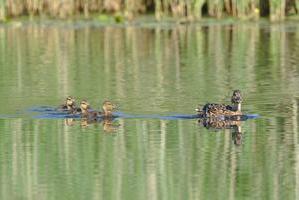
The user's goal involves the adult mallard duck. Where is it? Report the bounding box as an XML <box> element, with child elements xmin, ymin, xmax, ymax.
<box><xmin>196</xmin><ymin>90</ymin><xmax>243</xmax><ymax>117</ymax></box>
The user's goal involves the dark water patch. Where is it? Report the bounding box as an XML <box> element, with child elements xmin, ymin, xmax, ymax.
<box><xmin>245</xmin><ymin>114</ymin><xmax>260</xmax><ymax>119</ymax></box>
<box><xmin>27</xmin><ymin>106</ymin><xmax>57</xmax><ymax>112</ymax></box>
<box><xmin>113</xmin><ymin>112</ymin><xmax>200</xmax><ymax>120</ymax></box>
<box><xmin>33</xmin><ymin>113</ymin><xmax>81</xmax><ymax>119</ymax></box>
<box><xmin>29</xmin><ymin>108</ymin><xmax>259</xmax><ymax>121</ymax></box>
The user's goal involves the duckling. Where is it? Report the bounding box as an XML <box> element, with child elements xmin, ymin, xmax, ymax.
<box><xmin>59</xmin><ymin>96</ymin><xmax>75</xmax><ymax>110</ymax></box>
<box><xmin>196</xmin><ymin>90</ymin><xmax>243</xmax><ymax>117</ymax></box>
<box><xmin>58</xmin><ymin>96</ymin><xmax>81</xmax><ymax>114</ymax></box>
<box><xmin>80</xmin><ymin>100</ymin><xmax>117</xmax><ymax>119</ymax></box>
<box><xmin>99</xmin><ymin>100</ymin><xmax>117</xmax><ymax>117</ymax></box>
<box><xmin>80</xmin><ymin>100</ymin><xmax>98</xmax><ymax>119</ymax></box>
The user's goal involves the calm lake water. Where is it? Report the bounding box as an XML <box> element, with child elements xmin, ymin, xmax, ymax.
<box><xmin>0</xmin><ymin>20</ymin><xmax>299</xmax><ymax>200</ymax></box>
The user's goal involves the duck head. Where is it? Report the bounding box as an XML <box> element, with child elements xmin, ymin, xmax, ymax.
<box><xmin>80</xmin><ymin>100</ymin><xmax>90</xmax><ymax>113</ymax></box>
<box><xmin>231</xmin><ymin>90</ymin><xmax>242</xmax><ymax>112</ymax></box>
<box><xmin>102</xmin><ymin>101</ymin><xmax>117</xmax><ymax>115</ymax></box>
<box><xmin>66</xmin><ymin>96</ymin><xmax>76</xmax><ymax>109</ymax></box>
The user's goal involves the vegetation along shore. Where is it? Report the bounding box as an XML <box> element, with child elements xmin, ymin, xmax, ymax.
<box><xmin>0</xmin><ymin>0</ymin><xmax>299</xmax><ymax>22</ymax></box>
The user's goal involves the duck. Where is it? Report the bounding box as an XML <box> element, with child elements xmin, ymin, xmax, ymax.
<box><xmin>58</xmin><ymin>96</ymin><xmax>81</xmax><ymax>113</ymax></box>
<box><xmin>80</xmin><ymin>100</ymin><xmax>117</xmax><ymax>119</ymax></box>
<box><xmin>99</xmin><ymin>100</ymin><xmax>117</xmax><ymax>117</ymax></box>
<box><xmin>196</xmin><ymin>90</ymin><xmax>243</xmax><ymax>117</ymax></box>
<box><xmin>80</xmin><ymin>100</ymin><xmax>98</xmax><ymax>119</ymax></box>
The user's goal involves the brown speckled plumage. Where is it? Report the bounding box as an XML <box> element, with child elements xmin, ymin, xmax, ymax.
<box><xmin>80</xmin><ymin>100</ymin><xmax>117</xmax><ymax>119</ymax></box>
<box><xmin>196</xmin><ymin>90</ymin><xmax>243</xmax><ymax>117</ymax></box>
<box><xmin>98</xmin><ymin>100</ymin><xmax>117</xmax><ymax>117</ymax></box>
<box><xmin>59</xmin><ymin>96</ymin><xmax>81</xmax><ymax>114</ymax></box>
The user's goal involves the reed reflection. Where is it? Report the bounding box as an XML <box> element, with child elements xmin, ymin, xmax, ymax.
<box><xmin>1</xmin><ymin>22</ymin><xmax>299</xmax><ymax>200</ymax></box>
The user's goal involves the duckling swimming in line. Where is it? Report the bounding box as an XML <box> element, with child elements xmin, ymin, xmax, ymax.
<box><xmin>80</xmin><ymin>100</ymin><xmax>97</xmax><ymax>119</ymax></box>
<box><xmin>58</xmin><ymin>96</ymin><xmax>81</xmax><ymax>113</ymax></box>
<box><xmin>80</xmin><ymin>100</ymin><xmax>117</xmax><ymax>119</ymax></box>
<box><xmin>196</xmin><ymin>90</ymin><xmax>243</xmax><ymax>117</ymax></box>
<box><xmin>99</xmin><ymin>100</ymin><xmax>117</xmax><ymax>117</ymax></box>
<box><xmin>60</xmin><ymin>96</ymin><xmax>75</xmax><ymax>110</ymax></box>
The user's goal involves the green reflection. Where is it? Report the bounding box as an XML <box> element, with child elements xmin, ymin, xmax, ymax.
<box><xmin>0</xmin><ymin>22</ymin><xmax>298</xmax><ymax>199</ymax></box>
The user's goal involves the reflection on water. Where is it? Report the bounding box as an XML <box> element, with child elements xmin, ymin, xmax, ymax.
<box><xmin>0</xmin><ymin>21</ymin><xmax>299</xmax><ymax>199</ymax></box>
<box><xmin>70</xmin><ymin>117</ymin><xmax>121</xmax><ymax>133</ymax></box>
<box><xmin>198</xmin><ymin>117</ymin><xmax>244</xmax><ymax>145</ymax></box>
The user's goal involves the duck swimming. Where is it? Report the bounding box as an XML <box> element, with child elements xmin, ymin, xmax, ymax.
<box><xmin>59</xmin><ymin>96</ymin><xmax>81</xmax><ymax>113</ymax></box>
<box><xmin>80</xmin><ymin>100</ymin><xmax>97</xmax><ymax>119</ymax></box>
<box><xmin>196</xmin><ymin>90</ymin><xmax>243</xmax><ymax>117</ymax></box>
<box><xmin>99</xmin><ymin>100</ymin><xmax>117</xmax><ymax>117</ymax></box>
<box><xmin>80</xmin><ymin>100</ymin><xmax>117</xmax><ymax>119</ymax></box>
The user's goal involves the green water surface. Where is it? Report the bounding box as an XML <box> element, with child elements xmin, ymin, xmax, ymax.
<box><xmin>0</xmin><ymin>21</ymin><xmax>299</xmax><ymax>200</ymax></box>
